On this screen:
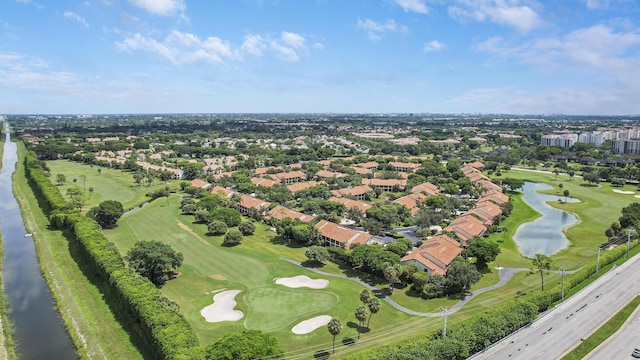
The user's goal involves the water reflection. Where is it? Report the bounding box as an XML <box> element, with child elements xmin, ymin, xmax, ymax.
<box><xmin>1</xmin><ymin>123</ymin><xmax>77</xmax><ymax>359</ymax></box>
<box><xmin>513</xmin><ymin>182</ymin><xmax>580</xmax><ymax>257</ymax></box>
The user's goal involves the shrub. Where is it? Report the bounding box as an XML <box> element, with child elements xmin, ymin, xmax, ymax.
<box><xmin>238</xmin><ymin>222</ymin><xmax>255</xmax><ymax>236</ymax></box>
<box><xmin>207</xmin><ymin>220</ymin><xmax>227</xmax><ymax>236</ymax></box>
<box><xmin>223</xmin><ymin>230</ymin><xmax>243</xmax><ymax>246</ymax></box>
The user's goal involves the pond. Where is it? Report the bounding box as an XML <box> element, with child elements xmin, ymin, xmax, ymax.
<box><xmin>513</xmin><ymin>182</ymin><xmax>580</xmax><ymax>258</ymax></box>
<box><xmin>0</xmin><ymin>123</ymin><xmax>77</xmax><ymax>359</ymax></box>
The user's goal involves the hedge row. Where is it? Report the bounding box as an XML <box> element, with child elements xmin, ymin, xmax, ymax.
<box><xmin>346</xmin><ymin>300</ymin><xmax>538</xmax><ymax>360</ymax></box>
<box><xmin>24</xmin><ymin>152</ymin><xmax>204</xmax><ymax>360</ymax></box>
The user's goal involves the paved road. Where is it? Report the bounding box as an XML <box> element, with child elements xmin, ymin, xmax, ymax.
<box><xmin>585</xmin><ymin>306</ymin><xmax>640</xmax><ymax>359</ymax></box>
<box><xmin>281</xmin><ymin>258</ymin><xmax>526</xmax><ymax>317</ymax></box>
<box><xmin>471</xmin><ymin>254</ymin><xmax>640</xmax><ymax>360</ymax></box>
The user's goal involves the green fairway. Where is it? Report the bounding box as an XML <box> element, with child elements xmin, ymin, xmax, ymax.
<box><xmin>103</xmin><ymin>196</ymin><xmax>416</xmax><ymax>353</ymax></box>
<box><xmin>46</xmin><ymin>160</ymin><xmax>172</xmax><ymax>210</ymax></box>
<box><xmin>493</xmin><ymin>169</ymin><xmax>638</xmax><ymax>269</ymax></box>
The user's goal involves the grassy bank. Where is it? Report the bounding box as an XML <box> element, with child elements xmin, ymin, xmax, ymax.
<box><xmin>0</xmin><ymin>130</ymin><xmax>16</xmax><ymax>360</ymax></box>
<box><xmin>14</xmin><ymin>143</ymin><xmax>143</xmax><ymax>359</ymax></box>
<box><xmin>493</xmin><ymin>169</ymin><xmax>637</xmax><ymax>269</ymax></box>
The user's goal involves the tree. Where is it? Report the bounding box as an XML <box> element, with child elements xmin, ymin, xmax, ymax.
<box><xmin>205</xmin><ymin>330</ymin><xmax>283</xmax><ymax>360</ymax></box>
<box><xmin>327</xmin><ymin>318</ymin><xmax>342</xmax><ymax>354</ymax></box>
<box><xmin>87</xmin><ymin>200</ymin><xmax>124</xmax><ymax>229</ymax></box>
<box><xmin>125</xmin><ymin>241</ymin><xmax>183</xmax><ymax>286</ymax></box>
<box><xmin>208</xmin><ymin>220</ymin><xmax>227</xmax><ymax>236</ymax></box>
<box><xmin>583</xmin><ymin>172</ymin><xmax>600</xmax><ymax>186</ymax></box>
<box><xmin>563</xmin><ymin>189</ymin><xmax>570</xmax><ymax>203</ymax></box>
<box><xmin>79</xmin><ymin>174</ymin><xmax>87</xmax><ymax>191</ymax></box>
<box><xmin>359</xmin><ymin>289</ymin><xmax>372</xmax><ymax>306</ymax></box>
<box><xmin>501</xmin><ymin>178</ymin><xmax>524</xmax><ymax>192</ymax></box>
<box><xmin>412</xmin><ymin>271</ymin><xmax>430</xmax><ymax>292</ymax></box>
<box><xmin>88</xmin><ymin>186</ymin><xmax>94</xmax><ymax>199</ymax></box>
<box><xmin>462</xmin><ymin>238</ymin><xmax>501</xmax><ymax>269</ymax></box>
<box><xmin>305</xmin><ymin>246</ymin><xmax>329</xmax><ymax>264</ymax></box>
<box><xmin>367</xmin><ymin>297</ymin><xmax>381</xmax><ymax>328</ymax></box>
<box><xmin>238</xmin><ymin>222</ymin><xmax>255</xmax><ymax>236</ymax></box>
<box><xmin>531</xmin><ymin>253</ymin><xmax>551</xmax><ymax>291</ymax></box>
<box><xmin>355</xmin><ymin>305</ymin><xmax>368</xmax><ymax>340</ymax></box>
<box><xmin>568</xmin><ymin>170</ymin><xmax>575</xmax><ymax>181</ymax></box>
<box><xmin>445</xmin><ymin>257</ymin><xmax>481</xmax><ymax>295</ymax></box>
<box><xmin>223</xmin><ymin>229</ymin><xmax>243</xmax><ymax>246</ymax></box>
<box><xmin>210</xmin><ymin>207</ymin><xmax>242</xmax><ymax>227</ymax></box>
<box><xmin>194</xmin><ymin>208</ymin><xmax>211</xmax><ymax>223</ymax></box>
<box><xmin>56</xmin><ymin>173</ymin><xmax>66</xmax><ymax>185</ymax></box>
<box><xmin>382</xmin><ymin>262</ymin><xmax>403</xmax><ymax>294</ymax></box>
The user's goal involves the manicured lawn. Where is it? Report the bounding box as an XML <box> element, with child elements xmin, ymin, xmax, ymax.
<box><xmin>46</xmin><ymin>160</ymin><xmax>173</xmax><ymax>211</ymax></box>
<box><xmin>103</xmin><ymin>196</ymin><xmax>418</xmax><ymax>354</ymax></box>
<box><xmin>15</xmin><ymin>144</ymin><xmax>143</xmax><ymax>359</ymax></box>
<box><xmin>493</xmin><ymin>169</ymin><xmax>638</xmax><ymax>269</ymax></box>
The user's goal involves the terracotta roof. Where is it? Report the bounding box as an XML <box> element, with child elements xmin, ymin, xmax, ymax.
<box><xmin>352</xmin><ymin>167</ymin><xmax>371</xmax><ymax>175</ymax></box>
<box><xmin>335</xmin><ymin>185</ymin><xmax>373</xmax><ymax>197</ymax></box>
<box><xmin>267</xmin><ymin>205</ymin><xmax>316</xmax><ymax>222</ymax></box>
<box><xmin>272</xmin><ymin>170</ymin><xmax>306</xmax><ymax>181</ymax></box>
<box><xmin>393</xmin><ymin>193</ymin><xmax>427</xmax><ymax>215</ymax></box>
<box><xmin>255</xmin><ymin>166</ymin><xmax>282</xmax><ymax>175</ymax></box>
<box><xmin>444</xmin><ymin>215</ymin><xmax>487</xmax><ymax>245</ymax></box>
<box><xmin>468</xmin><ymin>161</ymin><xmax>485</xmax><ymax>169</ymax></box>
<box><xmin>316</xmin><ymin>170</ymin><xmax>347</xmax><ymax>178</ymax></box>
<box><xmin>329</xmin><ymin>196</ymin><xmax>371</xmax><ymax>213</ymax></box>
<box><xmin>210</xmin><ymin>186</ymin><xmax>234</xmax><ymax>198</ymax></box>
<box><xmin>211</xmin><ymin>171</ymin><xmax>234</xmax><ymax>180</ymax></box>
<box><xmin>389</xmin><ymin>161</ymin><xmax>421</xmax><ymax>170</ymax></box>
<box><xmin>361</xmin><ymin>178</ymin><xmax>407</xmax><ymax>188</ymax></box>
<box><xmin>401</xmin><ymin>234</ymin><xmax>462</xmax><ymax>276</ymax></box>
<box><xmin>251</xmin><ymin>177</ymin><xmax>278</xmax><ymax>187</ymax></box>
<box><xmin>466</xmin><ymin>171</ymin><xmax>490</xmax><ymax>183</ymax></box>
<box><xmin>475</xmin><ymin>179</ymin><xmax>502</xmax><ymax>192</ymax></box>
<box><xmin>286</xmin><ymin>181</ymin><xmax>324</xmax><ymax>193</ymax></box>
<box><xmin>357</xmin><ymin>161</ymin><xmax>379</xmax><ymax>169</ymax></box>
<box><xmin>315</xmin><ymin>220</ymin><xmax>372</xmax><ymax>249</ymax></box>
<box><xmin>238</xmin><ymin>194</ymin><xmax>271</xmax><ymax>210</ymax></box>
<box><xmin>411</xmin><ymin>182</ymin><xmax>440</xmax><ymax>196</ymax></box>
<box><xmin>479</xmin><ymin>190</ymin><xmax>509</xmax><ymax>205</ymax></box>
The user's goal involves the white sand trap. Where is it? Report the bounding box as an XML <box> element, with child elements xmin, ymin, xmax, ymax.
<box><xmin>613</xmin><ymin>189</ymin><xmax>635</xmax><ymax>194</ymax></box>
<box><xmin>200</xmin><ymin>290</ymin><xmax>244</xmax><ymax>323</ymax></box>
<box><xmin>635</xmin><ymin>195</ymin><xmax>640</xmax><ymax>199</ymax></box>
<box><xmin>292</xmin><ymin>315</ymin><xmax>332</xmax><ymax>334</ymax></box>
<box><xmin>276</xmin><ymin>275</ymin><xmax>329</xmax><ymax>289</ymax></box>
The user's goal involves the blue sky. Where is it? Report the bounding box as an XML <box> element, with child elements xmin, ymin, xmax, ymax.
<box><xmin>2</xmin><ymin>0</ymin><xmax>640</xmax><ymax>115</ymax></box>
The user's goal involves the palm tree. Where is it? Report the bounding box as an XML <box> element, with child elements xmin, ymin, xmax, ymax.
<box><xmin>367</xmin><ymin>297</ymin><xmax>381</xmax><ymax>328</ymax></box>
<box><xmin>355</xmin><ymin>305</ymin><xmax>368</xmax><ymax>340</ymax></box>
<box><xmin>359</xmin><ymin>289</ymin><xmax>372</xmax><ymax>305</ymax></box>
<box><xmin>382</xmin><ymin>262</ymin><xmax>403</xmax><ymax>294</ymax></box>
<box><xmin>531</xmin><ymin>253</ymin><xmax>551</xmax><ymax>291</ymax></box>
<box><xmin>327</xmin><ymin>318</ymin><xmax>342</xmax><ymax>354</ymax></box>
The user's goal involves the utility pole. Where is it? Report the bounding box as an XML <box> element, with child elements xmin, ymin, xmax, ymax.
<box><xmin>561</xmin><ymin>268</ymin><xmax>566</xmax><ymax>302</ymax></box>
<box><xmin>596</xmin><ymin>247</ymin><xmax>601</xmax><ymax>278</ymax></box>
<box><xmin>440</xmin><ymin>307</ymin><xmax>448</xmax><ymax>339</ymax></box>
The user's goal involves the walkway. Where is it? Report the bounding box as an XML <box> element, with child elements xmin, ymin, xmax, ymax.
<box><xmin>281</xmin><ymin>258</ymin><xmax>529</xmax><ymax>317</ymax></box>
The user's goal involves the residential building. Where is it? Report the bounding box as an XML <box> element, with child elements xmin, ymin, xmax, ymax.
<box><xmin>314</xmin><ymin>220</ymin><xmax>373</xmax><ymax>249</ymax></box>
<box><xmin>444</xmin><ymin>215</ymin><xmax>487</xmax><ymax>246</ymax></box>
<box><xmin>400</xmin><ymin>234</ymin><xmax>462</xmax><ymax>275</ymax></box>
<box><xmin>266</xmin><ymin>205</ymin><xmax>316</xmax><ymax>223</ymax></box>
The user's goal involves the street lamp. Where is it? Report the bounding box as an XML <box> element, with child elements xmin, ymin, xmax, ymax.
<box><xmin>561</xmin><ymin>268</ymin><xmax>566</xmax><ymax>302</ymax></box>
<box><xmin>596</xmin><ymin>246</ymin><xmax>601</xmax><ymax>278</ymax></box>
<box><xmin>439</xmin><ymin>307</ymin><xmax>449</xmax><ymax>339</ymax></box>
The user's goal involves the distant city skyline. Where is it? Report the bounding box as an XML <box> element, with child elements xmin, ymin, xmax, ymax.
<box><xmin>2</xmin><ymin>0</ymin><xmax>640</xmax><ymax>115</ymax></box>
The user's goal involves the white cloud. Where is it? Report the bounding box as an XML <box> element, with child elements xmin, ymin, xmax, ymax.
<box><xmin>312</xmin><ymin>42</ymin><xmax>324</xmax><ymax>50</ymax></box>
<box><xmin>117</xmin><ymin>30</ymin><xmax>237</xmax><ymax>65</ymax></box>
<box><xmin>391</xmin><ymin>0</ymin><xmax>428</xmax><ymax>14</ymax></box>
<box><xmin>128</xmin><ymin>0</ymin><xmax>185</xmax><ymax>16</ymax></box>
<box><xmin>357</xmin><ymin>18</ymin><xmax>408</xmax><ymax>42</ymax></box>
<box><xmin>584</xmin><ymin>0</ymin><xmax>611</xmax><ymax>9</ymax></box>
<box><xmin>448</xmin><ymin>0</ymin><xmax>542</xmax><ymax>32</ymax></box>
<box><xmin>64</xmin><ymin>11</ymin><xmax>89</xmax><ymax>28</ymax></box>
<box><xmin>270</xmin><ymin>40</ymin><xmax>300</xmax><ymax>62</ymax></box>
<box><xmin>423</xmin><ymin>40</ymin><xmax>445</xmax><ymax>52</ymax></box>
<box><xmin>281</xmin><ymin>31</ymin><xmax>305</xmax><ymax>49</ymax></box>
<box><xmin>241</xmin><ymin>34</ymin><xmax>266</xmax><ymax>56</ymax></box>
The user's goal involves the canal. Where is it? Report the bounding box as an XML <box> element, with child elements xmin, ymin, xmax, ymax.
<box><xmin>513</xmin><ymin>181</ymin><xmax>580</xmax><ymax>258</ymax></box>
<box><xmin>0</xmin><ymin>123</ymin><xmax>77</xmax><ymax>359</ymax></box>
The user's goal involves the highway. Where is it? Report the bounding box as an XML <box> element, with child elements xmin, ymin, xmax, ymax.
<box><xmin>470</xmin><ymin>253</ymin><xmax>640</xmax><ymax>360</ymax></box>
<box><xmin>585</xmin><ymin>307</ymin><xmax>640</xmax><ymax>359</ymax></box>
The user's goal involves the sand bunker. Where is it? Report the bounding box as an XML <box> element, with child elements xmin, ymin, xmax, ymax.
<box><xmin>613</xmin><ymin>189</ymin><xmax>635</xmax><ymax>194</ymax></box>
<box><xmin>635</xmin><ymin>195</ymin><xmax>640</xmax><ymax>199</ymax></box>
<box><xmin>276</xmin><ymin>275</ymin><xmax>329</xmax><ymax>289</ymax></box>
<box><xmin>292</xmin><ymin>315</ymin><xmax>332</xmax><ymax>334</ymax></box>
<box><xmin>200</xmin><ymin>290</ymin><xmax>244</xmax><ymax>323</ymax></box>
